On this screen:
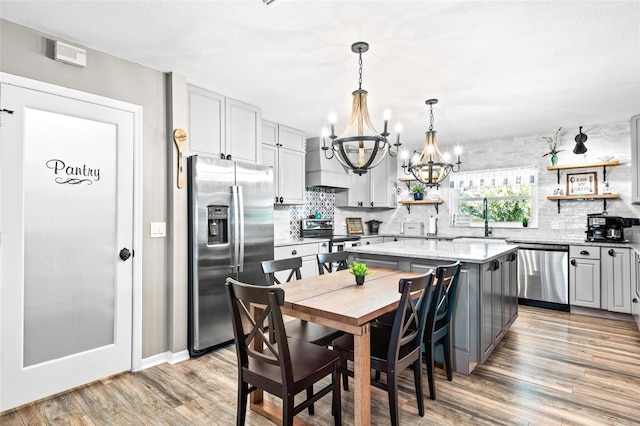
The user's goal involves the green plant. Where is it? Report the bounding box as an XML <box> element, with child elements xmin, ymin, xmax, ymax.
<box><xmin>348</xmin><ymin>261</ymin><xmax>371</xmax><ymax>277</ymax></box>
<box><xmin>542</xmin><ymin>127</ymin><xmax>563</xmax><ymax>157</ymax></box>
<box><xmin>411</xmin><ymin>183</ymin><xmax>426</xmax><ymax>194</ymax></box>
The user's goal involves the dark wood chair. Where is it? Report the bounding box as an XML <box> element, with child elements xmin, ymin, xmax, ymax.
<box><xmin>331</xmin><ymin>271</ymin><xmax>436</xmax><ymax>426</ymax></box>
<box><xmin>424</xmin><ymin>261</ymin><xmax>462</xmax><ymax>400</ymax></box>
<box><xmin>225</xmin><ymin>277</ymin><xmax>342</xmax><ymax>426</ymax></box>
<box><xmin>317</xmin><ymin>251</ymin><xmax>349</xmax><ymax>275</ymax></box>
<box><xmin>261</xmin><ymin>257</ymin><xmax>343</xmax><ymax>347</ymax></box>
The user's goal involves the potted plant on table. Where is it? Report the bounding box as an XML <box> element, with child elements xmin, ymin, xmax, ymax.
<box><xmin>411</xmin><ymin>183</ymin><xmax>426</xmax><ymax>201</ymax></box>
<box><xmin>542</xmin><ymin>127</ymin><xmax>563</xmax><ymax>165</ymax></box>
<box><xmin>349</xmin><ymin>261</ymin><xmax>371</xmax><ymax>286</ymax></box>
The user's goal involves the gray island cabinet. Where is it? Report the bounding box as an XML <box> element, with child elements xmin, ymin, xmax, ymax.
<box><xmin>347</xmin><ymin>239</ymin><xmax>519</xmax><ymax>375</ymax></box>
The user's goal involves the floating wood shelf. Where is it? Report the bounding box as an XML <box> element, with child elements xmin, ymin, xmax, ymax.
<box><xmin>547</xmin><ymin>160</ymin><xmax>620</xmax><ymax>185</ymax></box>
<box><xmin>546</xmin><ymin>193</ymin><xmax>620</xmax><ymax>213</ymax></box>
<box><xmin>398</xmin><ymin>199</ymin><xmax>443</xmax><ymax>214</ymax></box>
<box><xmin>546</xmin><ymin>160</ymin><xmax>619</xmax><ymax>171</ymax></box>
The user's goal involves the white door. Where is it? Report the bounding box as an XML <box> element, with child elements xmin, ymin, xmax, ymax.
<box><xmin>0</xmin><ymin>81</ymin><xmax>136</xmax><ymax>410</ymax></box>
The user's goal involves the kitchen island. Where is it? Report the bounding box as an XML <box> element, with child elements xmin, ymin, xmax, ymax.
<box><xmin>348</xmin><ymin>239</ymin><xmax>520</xmax><ymax>375</ymax></box>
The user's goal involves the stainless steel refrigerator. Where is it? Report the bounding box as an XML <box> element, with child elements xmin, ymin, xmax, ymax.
<box><xmin>187</xmin><ymin>155</ymin><xmax>274</xmax><ymax>356</ymax></box>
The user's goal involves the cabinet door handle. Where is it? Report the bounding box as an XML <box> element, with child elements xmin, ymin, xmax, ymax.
<box><xmin>321</xmin><ymin>242</ymin><xmax>327</xmax><ymax>247</ymax></box>
<box><xmin>370</xmin><ymin>202</ymin><xmax>374</xmax><ymax>207</ymax></box>
<box><xmin>580</xmin><ymin>250</ymin><xmax>589</xmax><ymax>256</ymax></box>
<box><xmin>220</xmin><ymin>153</ymin><xmax>226</xmax><ymax>160</ymax></box>
<box><xmin>275</xmin><ymin>196</ymin><xmax>278</xmax><ymax>203</ymax></box>
<box><xmin>633</xmin><ymin>298</ymin><xmax>638</xmax><ymax>303</ymax></box>
<box><xmin>279</xmin><ymin>197</ymin><xmax>284</xmax><ymax>203</ymax></box>
<box><xmin>291</xmin><ymin>249</ymin><xmax>297</xmax><ymax>255</ymax></box>
<box><xmin>226</xmin><ymin>154</ymin><xmax>232</xmax><ymax>160</ymax></box>
<box><xmin>570</xmin><ymin>259</ymin><xmax>576</xmax><ymax>266</ymax></box>
<box><xmin>608</xmin><ymin>249</ymin><xmax>615</xmax><ymax>257</ymax></box>
<box><xmin>366</xmin><ymin>241</ymin><xmax>370</xmax><ymax>245</ymax></box>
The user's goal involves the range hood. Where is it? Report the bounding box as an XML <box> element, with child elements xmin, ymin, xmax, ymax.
<box><xmin>305</xmin><ymin>137</ymin><xmax>350</xmax><ymax>188</ymax></box>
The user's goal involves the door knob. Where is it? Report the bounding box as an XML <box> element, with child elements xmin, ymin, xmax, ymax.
<box><xmin>119</xmin><ymin>248</ymin><xmax>131</xmax><ymax>261</ymax></box>
<box><xmin>570</xmin><ymin>259</ymin><xmax>576</xmax><ymax>266</ymax></box>
<box><xmin>608</xmin><ymin>249</ymin><xmax>615</xmax><ymax>256</ymax></box>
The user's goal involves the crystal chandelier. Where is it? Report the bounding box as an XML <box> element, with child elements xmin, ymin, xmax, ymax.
<box><xmin>322</xmin><ymin>41</ymin><xmax>401</xmax><ymax>176</ymax></box>
<box><xmin>403</xmin><ymin>99</ymin><xmax>461</xmax><ymax>187</ymax></box>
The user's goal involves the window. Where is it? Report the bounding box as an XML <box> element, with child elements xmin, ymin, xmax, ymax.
<box><xmin>450</xmin><ymin>166</ymin><xmax>538</xmax><ymax>228</ymax></box>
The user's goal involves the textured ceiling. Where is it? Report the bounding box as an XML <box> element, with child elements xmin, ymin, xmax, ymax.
<box><xmin>1</xmin><ymin>0</ymin><xmax>639</xmax><ymax>154</ymax></box>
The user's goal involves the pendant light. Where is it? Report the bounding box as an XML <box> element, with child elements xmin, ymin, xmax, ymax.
<box><xmin>573</xmin><ymin>126</ymin><xmax>588</xmax><ymax>154</ymax></box>
<box><xmin>322</xmin><ymin>41</ymin><xmax>401</xmax><ymax>175</ymax></box>
<box><xmin>403</xmin><ymin>99</ymin><xmax>461</xmax><ymax>187</ymax></box>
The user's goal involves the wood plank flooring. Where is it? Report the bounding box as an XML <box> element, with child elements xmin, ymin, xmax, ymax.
<box><xmin>2</xmin><ymin>306</ymin><xmax>639</xmax><ymax>425</ymax></box>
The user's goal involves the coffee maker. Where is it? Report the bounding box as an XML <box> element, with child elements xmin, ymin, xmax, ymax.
<box><xmin>585</xmin><ymin>214</ymin><xmax>640</xmax><ymax>242</ymax></box>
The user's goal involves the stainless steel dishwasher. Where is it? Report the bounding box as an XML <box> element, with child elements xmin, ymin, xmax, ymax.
<box><xmin>517</xmin><ymin>243</ymin><xmax>569</xmax><ymax>311</ymax></box>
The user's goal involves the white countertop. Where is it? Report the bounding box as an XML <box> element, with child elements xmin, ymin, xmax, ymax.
<box><xmin>348</xmin><ymin>239</ymin><xmax>519</xmax><ymax>263</ymax></box>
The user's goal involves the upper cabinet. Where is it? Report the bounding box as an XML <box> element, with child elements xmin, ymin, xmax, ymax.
<box><xmin>262</xmin><ymin>121</ymin><xmax>306</xmax><ymax>205</ymax></box>
<box><xmin>631</xmin><ymin>114</ymin><xmax>640</xmax><ymax>204</ymax></box>
<box><xmin>335</xmin><ymin>155</ymin><xmax>397</xmax><ymax>208</ymax></box>
<box><xmin>187</xmin><ymin>85</ymin><xmax>261</xmax><ymax>164</ymax></box>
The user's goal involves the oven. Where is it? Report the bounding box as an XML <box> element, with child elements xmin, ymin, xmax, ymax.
<box><xmin>300</xmin><ymin>219</ymin><xmax>362</xmax><ymax>252</ymax></box>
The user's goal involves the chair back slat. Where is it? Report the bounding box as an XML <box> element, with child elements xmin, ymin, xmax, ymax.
<box><xmin>225</xmin><ymin>278</ymin><xmax>292</xmax><ymax>376</ymax></box>
<box><xmin>388</xmin><ymin>271</ymin><xmax>436</xmax><ymax>364</ymax></box>
<box><xmin>261</xmin><ymin>257</ymin><xmax>303</xmax><ymax>286</ymax></box>
<box><xmin>432</xmin><ymin>262</ymin><xmax>462</xmax><ymax>324</ymax></box>
<box><xmin>316</xmin><ymin>251</ymin><xmax>349</xmax><ymax>275</ymax></box>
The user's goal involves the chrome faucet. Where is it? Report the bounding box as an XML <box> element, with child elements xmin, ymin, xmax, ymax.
<box><xmin>483</xmin><ymin>197</ymin><xmax>492</xmax><ymax>237</ymax></box>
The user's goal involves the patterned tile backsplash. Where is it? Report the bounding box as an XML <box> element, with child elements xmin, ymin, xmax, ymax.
<box><xmin>275</xmin><ymin>187</ymin><xmax>335</xmax><ymax>239</ymax></box>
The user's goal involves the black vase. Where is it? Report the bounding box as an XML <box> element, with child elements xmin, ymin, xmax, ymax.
<box><xmin>355</xmin><ymin>275</ymin><xmax>365</xmax><ymax>286</ymax></box>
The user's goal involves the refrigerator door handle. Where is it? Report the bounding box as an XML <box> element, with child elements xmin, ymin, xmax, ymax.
<box><xmin>237</xmin><ymin>185</ymin><xmax>245</xmax><ymax>273</ymax></box>
<box><xmin>232</xmin><ymin>185</ymin><xmax>240</xmax><ymax>273</ymax></box>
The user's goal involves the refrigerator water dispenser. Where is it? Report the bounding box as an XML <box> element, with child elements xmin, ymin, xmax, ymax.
<box><xmin>207</xmin><ymin>205</ymin><xmax>229</xmax><ymax>245</ymax></box>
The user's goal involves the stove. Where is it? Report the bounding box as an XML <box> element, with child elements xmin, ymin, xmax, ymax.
<box><xmin>300</xmin><ymin>219</ymin><xmax>361</xmax><ymax>252</ymax></box>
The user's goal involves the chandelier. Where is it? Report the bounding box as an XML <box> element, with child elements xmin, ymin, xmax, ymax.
<box><xmin>403</xmin><ymin>99</ymin><xmax>461</xmax><ymax>187</ymax></box>
<box><xmin>322</xmin><ymin>41</ymin><xmax>401</xmax><ymax>176</ymax></box>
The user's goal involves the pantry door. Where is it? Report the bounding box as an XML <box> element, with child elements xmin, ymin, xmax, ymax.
<box><xmin>0</xmin><ymin>77</ymin><xmax>140</xmax><ymax>411</ymax></box>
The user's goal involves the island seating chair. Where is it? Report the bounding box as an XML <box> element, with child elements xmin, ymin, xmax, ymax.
<box><xmin>225</xmin><ymin>277</ymin><xmax>342</xmax><ymax>426</ymax></box>
<box><xmin>331</xmin><ymin>271</ymin><xmax>437</xmax><ymax>426</ymax></box>
<box><xmin>316</xmin><ymin>251</ymin><xmax>349</xmax><ymax>275</ymax></box>
<box><xmin>261</xmin><ymin>257</ymin><xmax>343</xmax><ymax>347</ymax></box>
<box><xmin>424</xmin><ymin>261</ymin><xmax>462</xmax><ymax>400</ymax></box>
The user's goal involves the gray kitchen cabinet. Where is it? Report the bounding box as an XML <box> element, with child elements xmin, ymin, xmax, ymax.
<box><xmin>632</xmin><ymin>252</ymin><xmax>640</xmax><ymax>330</ymax></box>
<box><xmin>335</xmin><ymin>155</ymin><xmax>397</xmax><ymax>208</ymax></box>
<box><xmin>631</xmin><ymin>114</ymin><xmax>640</xmax><ymax>203</ymax></box>
<box><xmin>503</xmin><ymin>252</ymin><xmax>518</xmax><ymax>328</ymax></box>
<box><xmin>569</xmin><ymin>246</ymin><xmax>601</xmax><ymax>309</ymax></box>
<box><xmin>262</xmin><ymin>121</ymin><xmax>305</xmax><ymax>205</ymax></box>
<box><xmin>481</xmin><ymin>258</ymin><xmax>504</xmax><ymax>362</ymax></box>
<box><xmin>602</xmin><ymin>247</ymin><xmax>633</xmax><ymax>313</ymax></box>
<box><xmin>188</xmin><ymin>85</ymin><xmax>262</xmax><ymax>163</ymax></box>
<box><xmin>347</xmin><ymin>247</ymin><xmax>517</xmax><ymax>375</ymax></box>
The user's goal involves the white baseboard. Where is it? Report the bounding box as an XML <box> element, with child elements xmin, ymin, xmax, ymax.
<box><xmin>139</xmin><ymin>350</ymin><xmax>190</xmax><ymax>370</ymax></box>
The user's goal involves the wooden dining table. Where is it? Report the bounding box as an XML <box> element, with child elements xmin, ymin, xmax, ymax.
<box><xmin>250</xmin><ymin>267</ymin><xmax>424</xmax><ymax>426</ymax></box>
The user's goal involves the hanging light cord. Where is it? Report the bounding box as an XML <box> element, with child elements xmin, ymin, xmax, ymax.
<box><xmin>357</xmin><ymin>48</ymin><xmax>364</xmax><ymax>90</ymax></box>
<box><xmin>429</xmin><ymin>103</ymin><xmax>434</xmax><ymax>131</ymax></box>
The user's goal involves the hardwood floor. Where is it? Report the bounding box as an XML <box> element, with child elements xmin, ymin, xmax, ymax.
<box><xmin>2</xmin><ymin>305</ymin><xmax>639</xmax><ymax>425</ymax></box>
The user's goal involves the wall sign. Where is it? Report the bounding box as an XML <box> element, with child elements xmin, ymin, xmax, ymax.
<box><xmin>46</xmin><ymin>158</ymin><xmax>101</xmax><ymax>185</ymax></box>
<box><xmin>567</xmin><ymin>172</ymin><xmax>597</xmax><ymax>196</ymax></box>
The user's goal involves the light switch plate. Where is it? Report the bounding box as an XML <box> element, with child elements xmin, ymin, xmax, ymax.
<box><xmin>150</xmin><ymin>222</ymin><xmax>166</xmax><ymax>238</ymax></box>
